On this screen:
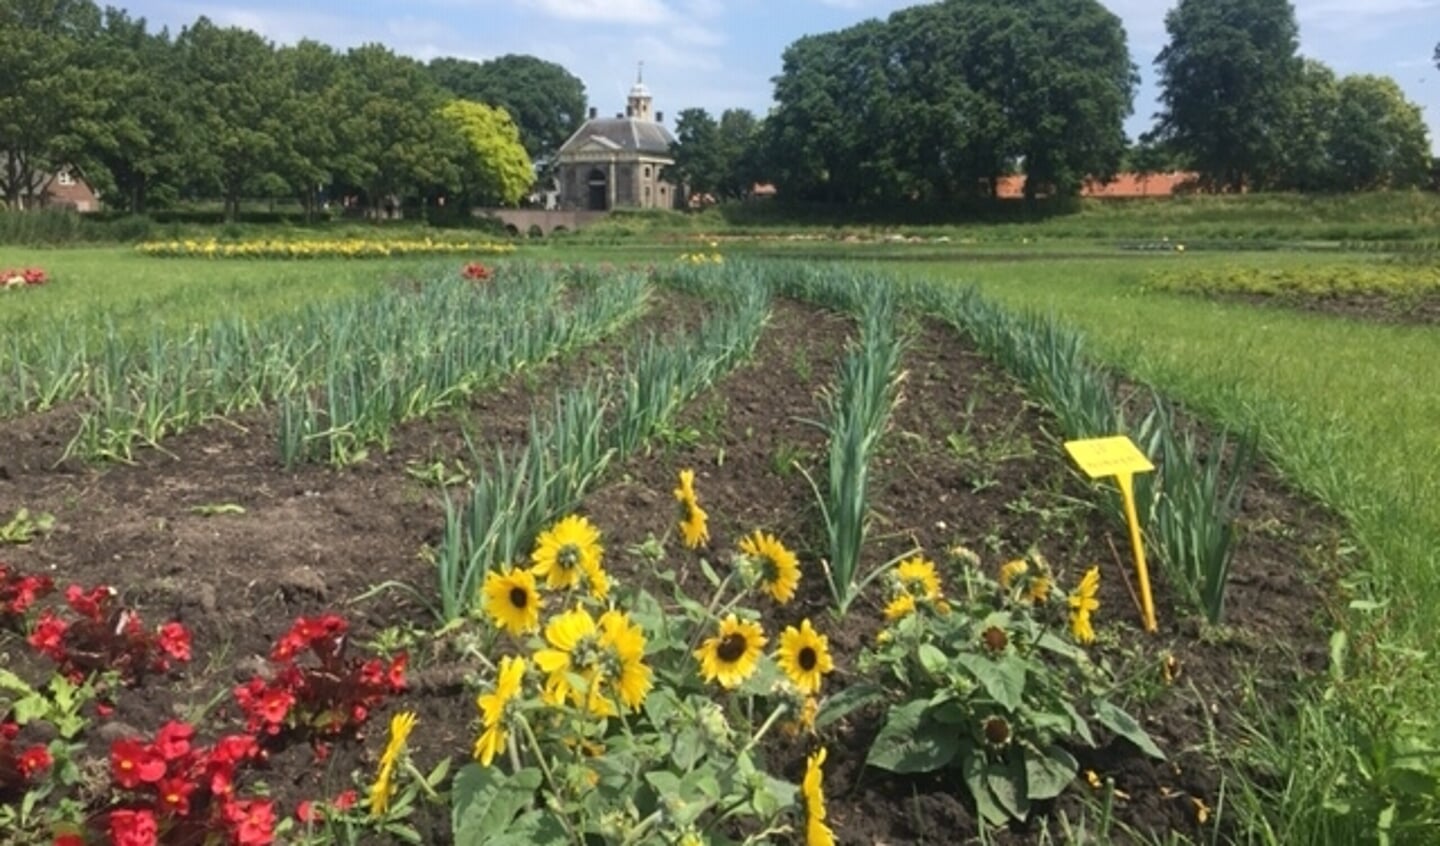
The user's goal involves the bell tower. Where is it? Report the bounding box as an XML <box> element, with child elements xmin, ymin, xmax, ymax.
<box><xmin>627</xmin><ymin>61</ymin><xmax>653</xmax><ymax>122</ymax></box>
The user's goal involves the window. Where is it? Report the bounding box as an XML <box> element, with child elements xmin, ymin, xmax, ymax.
<box><xmin>56</xmin><ymin>170</ymin><xmax>74</xmax><ymax>187</ymax></box>
<box><xmin>644</xmin><ymin>186</ymin><xmax>651</xmax><ymax>201</ymax></box>
<box><xmin>643</xmin><ymin>165</ymin><xmax>651</xmax><ymax>179</ymax></box>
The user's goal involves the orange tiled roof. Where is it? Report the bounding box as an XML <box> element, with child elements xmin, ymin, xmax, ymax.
<box><xmin>994</xmin><ymin>172</ymin><xmax>1198</xmax><ymax>199</ymax></box>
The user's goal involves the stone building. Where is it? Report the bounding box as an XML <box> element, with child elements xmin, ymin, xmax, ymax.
<box><xmin>555</xmin><ymin>75</ymin><xmax>679</xmax><ymax>211</ymax></box>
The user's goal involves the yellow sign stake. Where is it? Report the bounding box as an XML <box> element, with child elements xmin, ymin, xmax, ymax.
<box><xmin>1064</xmin><ymin>436</ymin><xmax>1158</xmax><ymax>633</ymax></box>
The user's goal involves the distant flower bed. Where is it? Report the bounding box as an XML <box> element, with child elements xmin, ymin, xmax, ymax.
<box><xmin>2</xmin><ymin>267</ymin><xmax>48</xmax><ymax>290</ymax></box>
<box><xmin>135</xmin><ymin>239</ymin><xmax>516</xmax><ymax>260</ymax></box>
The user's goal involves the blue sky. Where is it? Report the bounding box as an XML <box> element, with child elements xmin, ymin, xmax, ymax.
<box><xmin>133</xmin><ymin>0</ymin><xmax>1440</xmax><ymax>151</ymax></box>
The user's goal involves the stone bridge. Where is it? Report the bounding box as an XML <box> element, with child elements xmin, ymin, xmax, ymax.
<box><xmin>475</xmin><ymin>208</ymin><xmax>608</xmax><ymax>236</ymax></box>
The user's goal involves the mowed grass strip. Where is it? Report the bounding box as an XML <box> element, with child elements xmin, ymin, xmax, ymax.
<box><xmin>0</xmin><ymin>247</ymin><xmax>427</xmax><ymax>338</ymax></box>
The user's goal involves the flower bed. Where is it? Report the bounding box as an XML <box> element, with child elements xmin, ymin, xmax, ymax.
<box><xmin>134</xmin><ymin>239</ymin><xmax>516</xmax><ymax>260</ymax></box>
<box><xmin>2</xmin><ymin>268</ymin><xmax>49</xmax><ymax>289</ymax></box>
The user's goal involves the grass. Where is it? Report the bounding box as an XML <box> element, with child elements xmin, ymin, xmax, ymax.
<box><xmin>0</xmin><ymin>248</ymin><xmax>444</xmax><ymax>339</ymax></box>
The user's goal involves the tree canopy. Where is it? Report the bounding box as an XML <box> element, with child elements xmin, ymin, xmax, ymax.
<box><xmin>428</xmin><ymin>55</ymin><xmax>586</xmax><ymax>162</ymax></box>
<box><xmin>760</xmin><ymin>0</ymin><xmax>1136</xmax><ymax>204</ymax></box>
<box><xmin>439</xmin><ymin>100</ymin><xmax>533</xmax><ymax>207</ymax></box>
<box><xmin>1153</xmin><ymin>0</ymin><xmax>1301</xmax><ymax>191</ymax></box>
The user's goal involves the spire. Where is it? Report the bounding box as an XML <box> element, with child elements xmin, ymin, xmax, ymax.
<box><xmin>627</xmin><ymin>62</ymin><xmax>653</xmax><ymax>121</ymax></box>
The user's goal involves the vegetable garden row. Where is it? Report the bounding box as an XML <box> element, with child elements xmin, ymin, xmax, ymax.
<box><xmin>0</xmin><ymin>260</ymin><xmax>1336</xmax><ymax>844</ymax></box>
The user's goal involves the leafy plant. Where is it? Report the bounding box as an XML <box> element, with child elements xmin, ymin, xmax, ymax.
<box><xmin>0</xmin><ymin>509</ymin><xmax>55</xmax><ymax>544</ymax></box>
<box><xmin>859</xmin><ymin>548</ymin><xmax>1163</xmax><ymax>828</ymax></box>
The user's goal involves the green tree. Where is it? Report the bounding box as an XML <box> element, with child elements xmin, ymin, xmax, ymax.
<box><xmin>0</xmin><ymin>0</ymin><xmax>116</xmax><ymax>209</ymax></box>
<box><xmin>1327</xmin><ymin>74</ymin><xmax>1431</xmax><ymax>190</ymax></box>
<box><xmin>428</xmin><ymin>55</ymin><xmax>586</xmax><ymax>162</ymax></box>
<box><xmin>341</xmin><ymin>44</ymin><xmax>460</xmax><ymax>218</ymax></box>
<box><xmin>173</xmin><ymin>18</ymin><xmax>286</xmax><ymax>221</ymax></box>
<box><xmin>1154</xmin><ymin>0</ymin><xmax>1301</xmax><ymax>192</ymax></box>
<box><xmin>85</xmin><ymin>8</ymin><xmax>187</xmax><ymax>213</ymax></box>
<box><xmin>275</xmin><ymin>40</ymin><xmax>352</xmax><ymax>221</ymax></box>
<box><xmin>715</xmin><ymin>109</ymin><xmax>763</xmax><ymax>199</ymax></box>
<box><xmin>1268</xmin><ymin>59</ymin><xmax>1340</xmax><ymax>191</ymax></box>
<box><xmin>668</xmin><ymin>108</ymin><xmax>723</xmax><ymax>198</ymax></box>
<box><xmin>438</xmin><ymin>100</ymin><xmax>533</xmax><ymax>207</ymax></box>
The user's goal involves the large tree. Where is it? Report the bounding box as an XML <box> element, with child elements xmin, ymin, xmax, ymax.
<box><xmin>173</xmin><ymin>18</ymin><xmax>286</xmax><ymax>220</ymax></box>
<box><xmin>438</xmin><ymin>100</ymin><xmax>533</xmax><ymax>207</ymax></box>
<box><xmin>428</xmin><ymin>55</ymin><xmax>586</xmax><ymax>162</ymax></box>
<box><xmin>274</xmin><ymin>40</ymin><xmax>352</xmax><ymax>220</ymax></box>
<box><xmin>1154</xmin><ymin>0</ymin><xmax>1301</xmax><ymax>192</ymax></box>
<box><xmin>0</xmin><ymin>0</ymin><xmax>116</xmax><ymax>209</ymax></box>
<box><xmin>341</xmin><ymin>44</ymin><xmax>460</xmax><ymax>216</ymax></box>
<box><xmin>1327</xmin><ymin>75</ymin><xmax>1431</xmax><ymax>191</ymax></box>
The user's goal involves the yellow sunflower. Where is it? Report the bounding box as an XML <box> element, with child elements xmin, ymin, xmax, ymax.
<box><xmin>474</xmin><ymin>656</ymin><xmax>526</xmax><ymax>766</ymax></box>
<box><xmin>674</xmin><ymin>469</ymin><xmax>710</xmax><ymax>549</ymax></box>
<box><xmin>781</xmin><ymin>691</ymin><xmax>819</xmax><ymax>738</ymax></box>
<box><xmin>998</xmin><ymin>559</ymin><xmax>1029</xmax><ymax>590</ymax></box>
<box><xmin>999</xmin><ymin>557</ymin><xmax>1052</xmax><ymax>603</ymax></box>
<box><xmin>777</xmin><ymin>619</ymin><xmax>834</xmax><ymax>695</ymax></box>
<box><xmin>598</xmin><ymin>609</ymin><xmax>653</xmax><ymax>712</ymax></box>
<box><xmin>883</xmin><ymin>592</ymin><xmax>917</xmax><ymax>622</ymax></box>
<box><xmin>482</xmin><ymin>566</ymin><xmax>542</xmax><ymax>636</ymax></box>
<box><xmin>802</xmin><ymin>747</ymin><xmax>835</xmax><ymax>846</ymax></box>
<box><xmin>740</xmin><ymin>530</ymin><xmax>800</xmax><ymax>604</ymax></box>
<box><xmin>693</xmin><ymin>614</ymin><xmax>766</xmax><ymax>689</ymax></box>
<box><xmin>531</xmin><ymin>515</ymin><xmax>608</xmax><ymax>599</ymax></box>
<box><xmin>534</xmin><ymin>606</ymin><xmax>614</xmax><ymax>717</ymax></box>
<box><xmin>1068</xmin><ymin>566</ymin><xmax>1100</xmax><ymax>644</ymax></box>
<box><xmin>895</xmin><ymin>556</ymin><xmax>942</xmax><ymax>600</ymax></box>
<box><xmin>369</xmin><ymin>711</ymin><xmax>417</xmax><ymax>818</ymax></box>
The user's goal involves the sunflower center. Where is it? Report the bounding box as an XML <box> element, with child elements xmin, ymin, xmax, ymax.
<box><xmin>760</xmin><ymin>557</ymin><xmax>778</xmax><ymax>583</ymax></box>
<box><xmin>508</xmin><ymin>586</ymin><xmax>529</xmax><ymax>609</ymax></box>
<box><xmin>557</xmin><ymin>544</ymin><xmax>580</xmax><ymax>570</ymax></box>
<box><xmin>716</xmin><ymin>632</ymin><xmax>748</xmax><ymax>663</ymax></box>
<box><xmin>798</xmin><ymin>646</ymin><xmax>817</xmax><ymax>671</ymax></box>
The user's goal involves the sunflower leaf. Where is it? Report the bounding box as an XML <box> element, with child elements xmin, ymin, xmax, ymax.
<box><xmin>1094</xmin><ymin>700</ymin><xmax>1165</xmax><ymax>760</ymax></box>
<box><xmin>867</xmin><ymin>700</ymin><xmax>959</xmax><ymax>773</ymax></box>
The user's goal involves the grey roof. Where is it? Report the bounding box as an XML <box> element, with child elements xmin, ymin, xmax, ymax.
<box><xmin>560</xmin><ymin>118</ymin><xmax>675</xmax><ymax>158</ymax></box>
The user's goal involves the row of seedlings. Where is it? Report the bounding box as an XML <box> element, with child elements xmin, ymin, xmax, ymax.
<box><xmin>61</xmin><ymin>266</ymin><xmax>560</xmax><ymax>463</ymax></box>
<box><xmin>909</xmin><ymin>279</ymin><xmax>1257</xmax><ymax>624</ymax></box>
<box><xmin>278</xmin><ymin>267</ymin><xmax>652</xmax><ymax>467</ymax></box>
<box><xmin>433</xmin><ymin>267</ymin><xmax>772</xmax><ymax>624</ymax></box>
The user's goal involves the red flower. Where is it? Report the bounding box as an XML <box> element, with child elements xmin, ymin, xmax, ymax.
<box><xmin>64</xmin><ymin>584</ymin><xmax>112</xmax><ymax>622</ymax></box>
<box><xmin>295</xmin><ymin>800</ymin><xmax>319</xmax><ymax>824</ymax></box>
<box><xmin>27</xmin><ymin>610</ymin><xmax>68</xmax><ymax>660</ymax></box>
<box><xmin>258</xmin><ymin>688</ymin><xmax>295</xmax><ymax>730</ymax></box>
<box><xmin>461</xmin><ymin>262</ymin><xmax>491</xmax><ymax>280</ymax></box>
<box><xmin>388</xmin><ymin>653</ymin><xmax>409</xmax><ymax>691</ymax></box>
<box><xmin>333</xmin><ymin>789</ymin><xmax>357</xmax><ymax>810</ymax></box>
<box><xmin>53</xmin><ymin>834</ymin><xmax>85</xmax><ymax>846</ymax></box>
<box><xmin>153</xmin><ymin>720</ymin><xmax>194</xmax><ymax>761</ymax></box>
<box><xmin>110</xmin><ymin>738</ymin><xmax>166</xmax><ymax>788</ymax></box>
<box><xmin>209</xmin><ymin>734</ymin><xmax>259</xmax><ymax>767</ymax></box>
<box><xmin>224</xmin><ymin>799</ymin><xmax>276</xmax><ymax>846</ymax></box>
<box><xmin>108</xmin><ymin>809</ymin><xmax>159</xmax><ymax>846</ymax></box>
<box><xmin>1</xmin><ymin>720</ymin><xmax>18</xmax><ymax>741</ymax></box>
<box><xmin>157</xmin><ymin>775</ymin><xmax>196</xmax><ymax>816</ymax></box>
<box><xmin>18</xmin><ymin>744</ymin><xmax>52</xmax><ymax>778</ymax></box>
<box><xmin>156</xmin><ymin>622</ymin><xmax>191</xmax><ymax>662</ymax></box>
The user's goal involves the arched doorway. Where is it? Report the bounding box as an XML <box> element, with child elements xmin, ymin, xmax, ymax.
<box><xmin>587</xmin><ymin>168</ymin><xmax>608</xmax><ymax>211</ymax></box>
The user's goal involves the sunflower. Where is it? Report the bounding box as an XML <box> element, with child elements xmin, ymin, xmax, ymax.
<box><xmin>693</xmin><ymin>615</ymin><xmax>766</xmax><ymax>689</ymax></box>
<box><xmin>999</xmin><ymin>557</ymin><xmax>1052</xmax><ymax>603</ymax></box>
<box><xmin>895</xmin><ymin>556</ymin><xmax>942</xmax><ymax>600</ymax></box>
<box><xmin>531</xmin><ymin>515</ymin><xmax>608</xmax><ymax>600</ymax></box>
<box><xmin>998</xmin><ymin>559</ymin><xmax>1029</xmax><ymax>590</ymax></box>
<box><xmin>739</xmin><ymin>530</ymin><xmax>800</xmax><ymax>604</ymax></box>
<box><xmin>474</xmin><ymin>656</ymin><xmax>525</xmax><ymax>766</ymax></box>
<box><xmin>781</xmin><ymin>690</ymin><xmax>819</xmax><ymax>738</ymax></box>
<box><xmin>482</xmin><ymin>567</ymin><xmax>542</xmax><ymax>636</ymax></box>
<box><xmin>777</xmin><ymin>619</ymin><xmax>833</xmax><ymax>695</ymax></box>
<box><xmin>1068</xmin><ymin>566</ymin><xmax>1100</xmax><ymax>644</ymax></box>
<box><xmin>368</xmin><ymin>711</ymin><xmax>416</xmax><ymax>817</ymax></box>
<box><xmin>674</xmin><ymin>469</ymin><xmax>710</xmax><ymax>549</ymax></box>
<box><xmin>802</xmin><ymin>747</ymin><xmax>835</xmax><ymax>846</ymax></box>
<box><xmin>598</xmin><ymin>609</ymin><xmax>652</xmax><ymax>712</ymax></box>
<box><xmin>534</xmin><ymin>606</ymin><xmax>614</xmax><ymax>716</ymax></box>
<box><xmin>883</xmin><ymin>592</ymin><xmax>917</xmax><ymax>622</ymax></box>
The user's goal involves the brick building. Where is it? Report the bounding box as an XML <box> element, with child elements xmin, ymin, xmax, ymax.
<box><xmin>555</xmin><ymin>74</ymin><xmax>680</xmax><ymax>211</ymax></box>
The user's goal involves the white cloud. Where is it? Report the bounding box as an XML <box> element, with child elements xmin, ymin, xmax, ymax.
<box><xmin>527</xmin><ymin>0</ymin><xmax>673</xmax><ymax>24</ymax></box>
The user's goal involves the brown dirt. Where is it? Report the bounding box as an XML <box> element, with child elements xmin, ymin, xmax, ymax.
<box><xmin>0</xmin><ymin>291</ymin><xmax>1343</xmax><ymax>844</ymax></box>
<box><xmin>1207</xmin><ymin>290</ymin><xmax>1440</xmax><ymax>326</ymax></box>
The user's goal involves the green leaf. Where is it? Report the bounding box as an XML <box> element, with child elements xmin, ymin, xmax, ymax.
<box><xmin>986</xmin><ymin>756</ymin><xmax>1030</xmax><ymax>821</ymax></box>
<box><xmin>1094</xmin><ymin>700</ymin><xmax>1165</xmax><ymax>760</ymax></box>
<box><xmin>1058</xmin><ymin>700</ymin><xmax>1096</xmax><ymax>747</ymax></box>
<box><xmin>956</xmin><ymin>653</ymin><xmax>1025</xmax><ymax>711</ymax></box>
<box><xmin>866</xmin><ymin>700</ymin><xmax>960</xmax><ymax>774</ymax></box>
<box><xmin>451</xmin><ymin>764</ymin><xmax>544</xmax><ymax>843</ymax></box>
<box><xmin>1025</xmin><ymin>745</ymin><xmax>1077</xmax><ymax>800</ymax></box>
<box><xmin>814</xmin><ymin>682</ymin><xmax>884</xmax><ymax>729</ymax></box>
<box><xmin>961</xmin><ymin>744</ymin><xmax>1009</xmax><ymax>827</ymax></box>
<box><xmin>671</xmin><ymin>727</ymin><xmax>705</xmax><ymax>772</ymax></box>
<box><xmin>917</xmin><ymin>643</ymin><xmax>949</xmax><ymax>676</ymax></box>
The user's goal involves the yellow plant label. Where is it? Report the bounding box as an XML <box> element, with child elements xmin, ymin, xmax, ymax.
<box><xmin>1064</xmin><ymin>436</ymin><xmax>1154</xmax><ymax>480</ymax></box>
<box><xmin>1063</xmin><ymin>435</ymin><xmax>1159</xmax><ymax>633</ymax></box>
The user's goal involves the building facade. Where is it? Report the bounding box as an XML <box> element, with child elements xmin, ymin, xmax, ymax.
<box><xmin>555</xmin><ymin>78</ymin><xmax>679</xmax><ymax>211</ymax></box>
